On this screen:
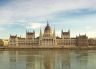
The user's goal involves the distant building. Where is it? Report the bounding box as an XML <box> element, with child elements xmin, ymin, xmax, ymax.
<box><xmin>0</xmin><ymin>39</ymin><xmax>4</xmax><ymax>46</ymax></box>
<box><xmin>88</xmin><ymin>38</ymin><xmax>96</xmax><ymax>46</ymax></box>
<box><xmin>71</xmin><ymin>38</ymin><xmax>76</xmax><ymax>46</ymax></box>
<box><xmin>9</xmin><ymin>22</ymin><xmax>71</xmax><ymax>47</ymax></box>
<box><xmin>9</xmin><ymin>22</ymin><xmax>96</xmax><ymax>47</ymax></box>
<box><xmin>3</xmin><ymin>39</ymin><xmax>9</xmax><ymax>46</ymax></box>
<box><xmin>76</xmin><ymin>34</ymin><xmax>88</xmax><ymax>46</ymax></box>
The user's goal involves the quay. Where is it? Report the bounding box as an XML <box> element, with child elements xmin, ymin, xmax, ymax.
<box><xmin>0</xmin><ymin>46</ymin><xmax>96</xmax><ymax>50</ymax></box>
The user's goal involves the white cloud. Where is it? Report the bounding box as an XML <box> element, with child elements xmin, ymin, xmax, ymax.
<box><xmin>85</xmin><ymin>26</ymin><xmax>92</xmax><ymax>30</ymax></box>
<box><xmin>26</xmin><ymin>22</ymin><xmax>45</xmax><ymax>29</ymax></box>
<box><xmin>0</xmin><ymin>18</ymin><xmax>14</xmax><ymax>25</ymax></box>
<box><xmin>0</xmin><ymin>0</ymin><xmax>96</xmax><ymax>38</ymax></box>
<box><xmin>0</xmin><ymin>0</ymin><xmax>96</xmax><ymax>17</ymax></box>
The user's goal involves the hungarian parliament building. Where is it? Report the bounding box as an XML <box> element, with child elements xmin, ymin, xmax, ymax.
<box><xmin>9</xmin><ymin>22</ymin><xmax>96</xmax><ymax>47</ymax></box>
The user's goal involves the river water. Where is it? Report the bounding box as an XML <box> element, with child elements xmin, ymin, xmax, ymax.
<box><xmin>0</xmin><ymin>49</ymin><xmax>96</xmax><ymax>69</ymax></box>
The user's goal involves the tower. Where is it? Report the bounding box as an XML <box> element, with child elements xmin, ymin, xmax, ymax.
<box><xmin>53</xmin><ymin>27</ymin><xmax>57</xmax><ymax>46</ymax></box>
<box><xmin>39</xmin><ymin>29</ymin><xmax>43</xmax><ymax>45</ymax></box>
<box><xmin>53</xmin><ymin>27</ymin><xmax>56</xmax><ymax>37</ymax></box>
<box><xmin>40</xmin><ymin>29</ymin><xmax>42</xmax><ymax>37</ymax></box>
<box><xmin>61</xmin><ymin>30</ymin><xmax>70</xmax><ymax>39</ymax></box>
<box><xmin>26</xmin><ymin>30</ymin><xmax>35</xmax><ymax>46</ymax></box>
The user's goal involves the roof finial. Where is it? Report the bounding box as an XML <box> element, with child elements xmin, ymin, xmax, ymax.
<box><xmin>33</xmin><ymin>29</ymin><xmax>35</xmax><ymax>33</ymax></box>
<box><xmin>62</xmin><ymin>29</ymin><xmax>63</xmax><ymax>33</ymax></box>
<box><xmin>53</xmin><ymin>26</ymin><xmax>55</xmax><ymax>36</ymax></box>
<box><xmin>40</xmin><ymin>28</ymin><xmax>42</xmax><ymax>36</ymax></box>
<box><xmin>68</xmin><ymin>29</ymin><xmax>70</xmax><ymax>33</ymax></box>
<box><xmin>47</xmin><ymin>20</ymin><xmax>49</xmax><ymax>26</ymax></box>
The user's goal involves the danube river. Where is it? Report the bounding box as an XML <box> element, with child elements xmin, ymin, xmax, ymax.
<box><xmin>0</xmin><ymin>49</ymin><xmax>96</xmax><ymax>69</ymax></box>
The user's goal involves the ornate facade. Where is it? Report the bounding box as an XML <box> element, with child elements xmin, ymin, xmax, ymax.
<box><xmin>9</xmin><ymin>22</ymin><xmax>96</xmax><ymax>47</ymax></box>
<box><xmin>9</xmin><ymin>22</ymin><xmax>71</xmax><ymax>47</ymax></box>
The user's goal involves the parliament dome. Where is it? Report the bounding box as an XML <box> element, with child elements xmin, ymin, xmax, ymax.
<box><xmin>45</xmin><ymin>24</ymin><xmax>51</xmax><ymax>31</ymax></box>
<box><xmin>44</xmin><ymin>22</ymin><xmax>52</xmax><ymax>36</ymax></box>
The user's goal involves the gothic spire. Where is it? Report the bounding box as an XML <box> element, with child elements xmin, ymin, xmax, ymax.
<box><xmin>33</xmin><ymin>30</ymin><xmax>35</xmax><ymax>34</ymax></box>
<box><xmin>53</xmin><ymin>27</ymin><xmax>55</xmax><ymax>36</ymax></box>
<box><xmin>47</xmin><ymin>20</ymin><xmax>49</xmax><ymax>26</ymax></box>
<box><xmin>40</xmin><ymin>29</ymin><xmax>42</xmax><ymax>35</ymax></box>
<box><xmin>62</xmin><ymin>29</ymin><xmax>63</xmax><ymax>33</ymax></box>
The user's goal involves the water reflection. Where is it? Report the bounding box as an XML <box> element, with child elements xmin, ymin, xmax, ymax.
<box><xmin>0</xmin><ymin>50</ymin><xmax>96</xmax><ymax>69</ymax></box>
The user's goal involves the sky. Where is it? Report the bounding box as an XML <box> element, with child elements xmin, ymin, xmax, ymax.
<box><xmin>0</xmin><ymin>0</ymin><xmax>96</xmax><ymax>39</ymax></box>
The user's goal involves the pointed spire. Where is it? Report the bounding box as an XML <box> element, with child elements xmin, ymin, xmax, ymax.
<box><xmin>40</xmin><ymin>29</ymin><xmax>42</xmax><ymax>36</ymax></box>
<box><xmin>53</xmin><ymin>27</ymin><xmax>55</xmax><ymax>36</ymax></box>
<box><xmin>33</xmin><ymin>30</ymin><xmax>35</xmax><ymax>34</ymax></box>
<box><xmin>68</xmin><ymin>29</ymin><xmax>70</xmax><ymax>33</ymax></box>
<box><xmin>47</xmin><ymin>20</ymin><xmax>49</xmax><ymax>26</ymax></box>
<box><xmin>40</xmin><ymin>29</ymin><xmax>41</xmax><ymax>32</ymax></box>
<box><xmin>26</xmin><ymin>30</ymin><xmax>27</xmax><ymax>33</ymax></box>
<box><xmin>62</xmin><ymin>29</ymin><xmax>63</xmax><ymax>33</ymax></box>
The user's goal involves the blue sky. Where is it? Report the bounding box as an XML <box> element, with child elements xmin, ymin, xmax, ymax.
<box><xmin>0</xmin><ymin>0</ymin><xmax>96</xmax><ymax>39</ymax></box>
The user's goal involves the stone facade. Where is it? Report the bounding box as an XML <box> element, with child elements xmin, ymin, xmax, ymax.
<box><xmin>9</xmin><ymin>22</ymin><xmax>96</xmax><ymax>47</ymax></box>
<box><xmin>76</xmin><ymin>35</ymin><xmax>88</xmax><ymax>46</ymax></box>
<box><xmin>0</xmin><ymin>39</ymin><xmax>4</xmax><ymax>46</ymax></box>
<box><xmin>88</xmin><ymin>38</ymin><xmax>96</xmax><ymax>46</ymax></box>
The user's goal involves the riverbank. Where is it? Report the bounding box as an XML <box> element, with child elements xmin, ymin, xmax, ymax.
<box><xmin>0</xmin><ymin>46</ymin><xmax>96</xmax><ymax>50</ymax></box>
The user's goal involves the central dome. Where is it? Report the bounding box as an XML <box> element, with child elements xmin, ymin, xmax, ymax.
<box><xmin>45</xmin><ymin>24</ymin><xmax>51</xmax><ymax>31</ymax></box>
<box><xmin>44</xmin><ymin>22</ymin><xmax>52</xmax><ymax>36</ymax></box>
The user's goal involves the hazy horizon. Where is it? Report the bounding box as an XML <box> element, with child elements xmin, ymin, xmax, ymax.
<box><xmin>0</xmin><ymin>0</ymin><xmax>96</xmax><ymax>39</ymax></box>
